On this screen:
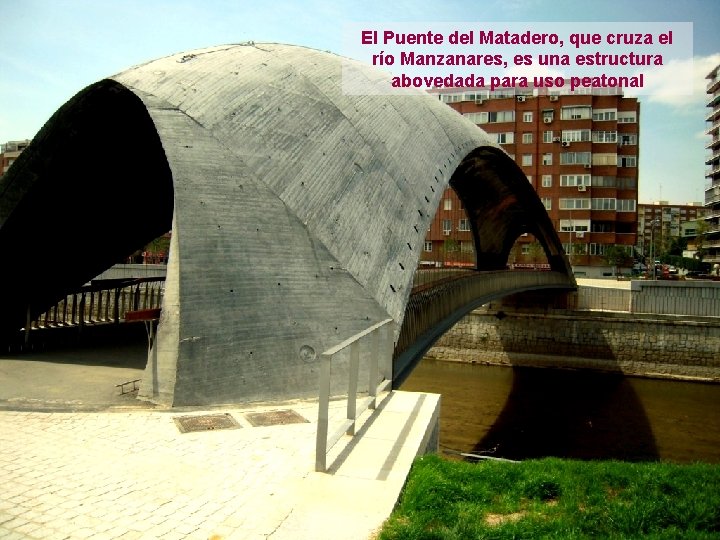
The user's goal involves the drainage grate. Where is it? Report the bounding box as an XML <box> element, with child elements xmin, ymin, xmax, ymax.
<box><xmin>244</xmin><ymin>409</ymin><xmax>309</xmax><ymax>427</ymax></box>
<box><xmin>174</xmin><ymin>413</ymin><xmax>241</xmax><ymax>434</ymax></box>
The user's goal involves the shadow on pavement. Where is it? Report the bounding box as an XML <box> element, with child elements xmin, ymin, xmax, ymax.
<box><xmin>0</xmin><ymin>324</ymin><xmax>152</xmax><ymax>411</ymax></box>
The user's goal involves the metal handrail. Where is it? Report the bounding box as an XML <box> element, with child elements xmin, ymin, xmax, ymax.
<box><xmin>25</xmin><ymin>278</ymin><xmax>165</xmax><ymax>344</ymax></box>
<box><xmin>315</xmin><ymin>318</ymin><xmax>395</xmax><ymax>472</ymax></box>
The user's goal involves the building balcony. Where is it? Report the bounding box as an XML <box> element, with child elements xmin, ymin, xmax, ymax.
<box><xmin>708</xmin><ymin>75</ymin><xmax>720</xmax><ymax>93</ymax></box>
<box><xmin>709</xmin><ymin>90</ymin><xmax>720</xmax><ymax>108</ymax></box>
<box><xmin>706</xmin><ymin>164</ymin><xmax>720</xmax><ymax>178</ymax></box>
<box><xmin>706</xmin><ymin>107</ymin><xmax>720</xmax><ymax>123</ymax></box>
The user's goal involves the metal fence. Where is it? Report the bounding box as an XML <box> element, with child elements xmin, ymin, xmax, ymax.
<box><xmin>25</xmin><ymin>278</ymin><xmax>165</xmax><ymax>342</ymax></box>
<box><xmin>315</xmin><ymin>318</ymin><xmax>395</xmax><ymax>473</ymax></box>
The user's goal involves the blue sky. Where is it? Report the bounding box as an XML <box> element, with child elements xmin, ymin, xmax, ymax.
<box><xmin>1</xmin><ymin>0</ymin><xmax>718</xmax><ymax>204</ymax></box>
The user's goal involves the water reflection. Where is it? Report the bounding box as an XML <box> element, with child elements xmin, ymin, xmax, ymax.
<box><xmin>401</xmin><ymin>359</ymin><xmax>720</xmax><ymax>463</ymax></box>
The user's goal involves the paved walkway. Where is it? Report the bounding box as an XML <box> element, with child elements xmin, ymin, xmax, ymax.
<box><xmin>0</xmin><ymin>336</ymin><xmax>440</xmax><ymax>540</ymax></box>
<box><xmin>0</xmin><ymin>390</ymin><xmax>439</xmax><ymax>540</ymax></box>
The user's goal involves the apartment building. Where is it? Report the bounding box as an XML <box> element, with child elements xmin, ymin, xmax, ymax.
<box><xmin>705</xmin><ymin>64</ymin><xmax>720</xmax><ymax>266</ymax></box>
<box><xmin>0</xmin><ymin>139</ymin><xmax>31</xmax><ymax>177</ymax></box>
<box><xmin>637</xmin><ymin>202</ymin><xmax>706</xmax><ymax>259</ymax></box>
<box><xmin>423</xmin><ymin>87</ymin><xmax>640</xmax><ymax>277</ymax></box>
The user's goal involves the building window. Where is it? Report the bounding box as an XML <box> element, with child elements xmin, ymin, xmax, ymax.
<box><xmin>618</xmin><ymin>111</ymin><xmax>637</xmax><ymax>123</ymax></box>
<box><xmin>619</xmin><ymin>156</ymin><xmax>637</xmax><ymax>167</ymax></box>
<box><xmin>463</xmin><ymin>112</ymin><xmax>485</xmax><ymax>124</ymax></box>
<box><xmin>542</xmin><ymin>197</ymin><xmax>552</xmax><ymax>210</ymax></box>
<box><xmin>592</xmin><ymin>153</ymin><xmax>618</xmax><ymax>166</ymax></box>
<box><xmin>617</xmin><ymin>176</ymin><xmax>637</xmax><ymax>189</ymax></box>
<box><xmin>591</xmin><ymin>198</ymin><xmax>617</xmax><ymax>210</ymax></box>
<box><xmin>562</xmin><ymin>129</ymin><xmax>591</xmax><ymax>142</ymax></box>
<box><xmin>523</xmin><ymin>111</ymin><xmax>533</xmax><ymax>122</ymax></box>
<box><xmin>591</xmin><ymin>176</ymin><xmax>613</xmax><ymax>187</ymax></box>
<box><xmin>542</xmin><ymin>153</ymin><xmax>553</xmax><ymax>166</ymax></box>
<box><xmin>543</xmin><ymin>131</ymin><xmax>554</xmax><ymax>143</ymax></box>
<box><xmin>619</xmin><ymin>134</ymin><xmax>637</xmax><ymax>145</ymax></box>
<box><xmin>463</xmin><ymin>111</ymin><xmax>516</xmax><ymax>124</ymax></box>
<box><xmin>458</xmin><ymin>218</ymin><xmax>471</xmax><ymax>231</ymax></box>
<box><xmin>592</xmin><ymin>131</ymin><xmax>617</xmax><ymax>143</ymax></box>
<box><xmin>522</xmin><ymin>154</ymin><xmax>532</xmax><ymax>166</ymax></box>
<box><xmin>522</xmin><ymin>132</ymin><xmax>533</xmax><ymax>144</ymax></box>
<box><xmin>442</xmin><ymin>219</ymin><xmax>452</xmax><ymax>235</ymax></box>
<box><xmin>460</xmin><ymin>241</ymin><xmax>474</xmax><ymax>253</ymax></box>
<box><xmin>559</xmin><ymin>198</ymin><xmax>591</xmax><ymax>210</ymax></box>
<box><xmin>424</xmin><ymin>241</ymin><xmax>433</xmax><ymax>252</ymax></box>
<box><xmin>560</xmin><ymin>219</ymin><xmax>590</xmax><ymax>232</ymax></box>
<box><xmin>589</xmin><ymin>243</ymin><xmax>608</xmax><ymax>256</ymax></box>
<box><xmin>497</xmin><ymin>132</ymin><xmax>514</xmax><ymax>144</ymax></box>
<box><xmin>560</xmin><ymin>106</ymin><xmax>591</xmax><ymax>120</ymax></box>
<box><xmin>560</xmin><ymin>152</ymin><xmax>592</xmax><ymax>165</ymax></box>
<box><xmin>542</xmin><ymin>175</ymin><xmax>552</xmax><ymax>187</ymax></box>
<box><xmin>521</xmin><ymin>245</ymin><xmax>530</xmax><ymax>255</ymax></box>
<box><xmin>617</xmin><ymin>199</ymin><xmax>637</xmax><ymax>212</ymax></box>
<box><xmin>542</xmin><ymin>111</ymin><xmax>554</xmax><ymax>123</ymax></box>
<box><xmin>444</xmin><ymin>198</ymin><xmax>452</xmax><ymax>210</ymax></box>
<box><xmin>560</xmin><ymin>174</ymin><xmax>591</xmax><ymax>186</ymax></box>
<box><xmin>592</xmin><ymin>109</ymin><xmax>617</xmax><ymax>121</ymax></box>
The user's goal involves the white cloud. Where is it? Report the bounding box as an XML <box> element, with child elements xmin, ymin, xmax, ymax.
<box><xmin>626</xmin><ymin>53</ymin><xmax>720</xmax><ymax>108</ymax></box>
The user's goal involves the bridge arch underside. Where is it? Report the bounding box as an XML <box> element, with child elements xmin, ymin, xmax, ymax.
<box><xmin>450</xmin><ymin>146</ymin><xmax>570</xmax><ymax>275</ymax></box>
<box><xmin>0</xmin><ymin>80</ymin><xmax>174</xmax><ymax>336</ymax></box>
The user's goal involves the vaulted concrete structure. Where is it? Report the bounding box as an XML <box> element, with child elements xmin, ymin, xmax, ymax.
<box><xmin>0</xmin><ymin>44</ymin><xmax>571</xmax><ymax>406</ymax></box>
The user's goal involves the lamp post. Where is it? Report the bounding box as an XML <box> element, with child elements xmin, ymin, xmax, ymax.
<box><xmin>650</xmin><ymin>219</ymin><xmax>660</xmax><ymax>280</ymax></box>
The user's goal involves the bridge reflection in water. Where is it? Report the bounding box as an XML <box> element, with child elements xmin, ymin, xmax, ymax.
<box><xmin>402</xmin><ymin>359</ymin><xmax>720</xmax><ymax>463</ymax></box>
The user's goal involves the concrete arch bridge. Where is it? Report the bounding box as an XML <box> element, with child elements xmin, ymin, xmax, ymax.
<box><xmin>0</xmin><ymin>44</ymin><xmax>575</xmax><ymax>407</ymax></box>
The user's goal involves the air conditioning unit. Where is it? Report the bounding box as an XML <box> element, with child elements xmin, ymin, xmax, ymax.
<box><xmin>475</xmin><ymin>99</ymin><xmax>484</xmax><ymax>105</ymax></box>
<box><xmin>552</xmin><ymin>137</ymin><xmax>561</xmax><ymax>142</ymax></box>
<box><xmin>562</xmin><ymin>141</ymin><xmax>571</xmax><ymax>147</ymax></box>
<box><xmin>544</xmin><ymin>117</ymin><xmax>552</xmax><ymax>124</ymax></box>
<box><xmin>584</xmin><ymin>164</ymin><xmax>592</xmax><ymax>169</ymax></box>
<box><xmin>578</xmin><ymin>185</ymin><xmax>587</xmax><ymax>192</ymax></box>
<box><xmin>576</xmin><ymin>231</ymin><xmax>585</xmax><ymax>238</ymax></box>
<box><xmin>549</xmin><ymin>95</ymin><xmax>559</xmax><ymax>102</ymax></box>
<box><xmin>517</xmin><ymin>95</ymin><xmax>526</xmax><ymax>102</ymax></box>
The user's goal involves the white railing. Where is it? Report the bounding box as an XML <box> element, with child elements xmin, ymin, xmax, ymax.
<box><xmin>315</xmin><ymin>318</ymin><xmax>395</xmax><ymax>472</ymax></box>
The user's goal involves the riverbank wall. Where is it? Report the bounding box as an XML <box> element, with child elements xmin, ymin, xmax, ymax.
<box><xmin>425</xmin><ymin>307</ymin><xmax>720</xmax><ymax>382</ymax></box>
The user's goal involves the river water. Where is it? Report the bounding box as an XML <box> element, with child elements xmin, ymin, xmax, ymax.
<box><xmin>400</xmin><ymin>358</ymin><xmax>720</xmax><ymax>464</ymax></box>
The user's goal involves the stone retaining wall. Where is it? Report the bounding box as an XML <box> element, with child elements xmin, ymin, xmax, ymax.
<box><xmin>426</xmin><ymin>309</ymin><xmax>720</xmax><ymax>382</ymax></box>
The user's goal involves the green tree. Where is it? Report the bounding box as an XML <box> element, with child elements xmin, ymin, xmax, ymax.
<box><xmin>665</xmin><ymin>236</ymin><xmax>687</xmax><ymax>257</ymax></box>
<box><xmin>605</xmin><ymin>245</ymin><xmax>632</xmax><ymax>276</ymax></box>
<box><xmin>528</xmin><ymin>241</ymin><xmax>544</xmax><ymax>267</ymax></box>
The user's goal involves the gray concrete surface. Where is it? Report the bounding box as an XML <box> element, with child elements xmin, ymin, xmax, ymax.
<box><xmin>0</xmin><ymin>345</ymin><xmax>440</xmax><ymax>539</ymax></box>
<box><xmin>0</xmin><ymin>339</ymin><xmax>149</xmax><ymax>411</ymax></box>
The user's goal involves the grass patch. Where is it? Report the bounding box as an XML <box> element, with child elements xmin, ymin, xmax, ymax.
<box><xmin>378</xmin><ymin>454</ymin><xmax>720</xmax><ymax>539</ymax></box>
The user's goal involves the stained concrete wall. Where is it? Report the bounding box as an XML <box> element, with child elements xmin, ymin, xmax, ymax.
<box><xmin>111</xmin><ymin>44</ymin><xmax>503</xmax><ymax>406</ymax></box>
<box><xmin>426</xmin><ymin>309</ymin><xmax>720</xmax><ymax>381</ymax></box>
<box><xmin>1</xmin><ymin>43</ymin><xmax>572</xmax><ymax>407</ymax></box>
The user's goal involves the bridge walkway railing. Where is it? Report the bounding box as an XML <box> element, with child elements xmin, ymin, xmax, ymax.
<box><xmin>315</xmin><ymin>318</ymin><xmax>395</xmax><ymax>472</ymax></box>
<box><xmin>19</xmin><ymin>277</ymin><xmax>165</xmax><ymax>347</ymax></box>
<box><xmin>394</xmin><ymin>270</ymin><xmax>576</xmax><ymax>383</ymax></box>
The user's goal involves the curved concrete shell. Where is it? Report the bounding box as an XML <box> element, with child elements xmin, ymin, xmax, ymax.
<box><xmin>0</xmin><ymin>43</ymin><xmax>571</xmax><ymax>406</ymax></box>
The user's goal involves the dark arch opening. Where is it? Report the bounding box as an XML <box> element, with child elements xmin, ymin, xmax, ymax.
<box><xmin>449</xmin><ymin>146</ymin><xmax>570</xmax><ymax>275</ymax></box>
<box><xmin>0</xmin><ymin>80</ymin><xmax>174</xmax><ymax>336</ymax></box>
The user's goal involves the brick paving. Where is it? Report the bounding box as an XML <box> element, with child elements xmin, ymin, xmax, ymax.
<box><xmin>0</xmin><ymin>391</ymin><xmax>439</xmax><ymax>540</ymax></box>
